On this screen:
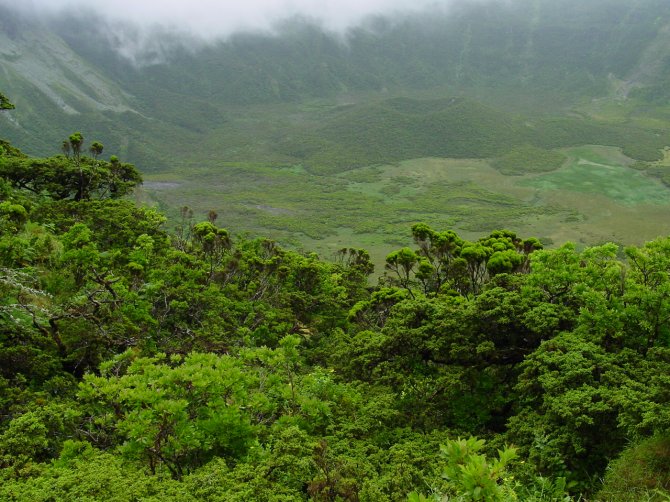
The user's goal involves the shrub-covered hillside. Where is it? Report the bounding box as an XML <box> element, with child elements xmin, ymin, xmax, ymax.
<box><xmin>1</xmin><ymin>112</ymin><xmax>670</xmax><ymax>499</ymax></box>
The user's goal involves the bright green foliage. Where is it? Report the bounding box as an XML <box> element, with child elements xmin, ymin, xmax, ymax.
<box><xmin>67</xmin><ymin>132</ymin><xmax>84</xmax><ymax>160</ymax></box>
<box><xmin>0</xmin><ymin>441</ymin><xmax>185</xmax><ymax>501</ymax></box>
<box><xmin>0</xmin><ymin>140</ymin><xmax>25</xmax><ymax>158</ymax></box>
<box><xmin>0</xmin><ymin>401</ymin><xmax>80</xmax><ymax>475</ymax></box>
<box><xmin>440</xmin><ymin>437</ymin><xmax>519</xmax><ymax>501</ymax></box>
<box><xmin>410</xmin><ymin>438</ymin><xmax>573</xmax><ymax>502</ymax></box>
<box><xmin>2</xmin><ymin>134</ymin><xmax>670</xmax><ymax>501</ymax></box>
<box><xmin>0</xmin><ymin>201</ymin><xmax>27</xmax><ymax>225</ymax></box>
<box><xmin>89</xmin><ymin>141</ymin><xmax>103</xmax><ymax>159</ymax></box>
<box><xmin>407</xmin><ymin>492</ymin><xmax>434</xmax><ymax>502</ymax></box>
<box><xmin>79</xmin><ymin>351</ymin><xmax>256</xmax><ymax>479</ymax></box>
<box><xmin>182</xmin><ymin>455</ymin><xmax>308</xmax><ymax>501</ymax></box>
<box><xmin>386</xmin><ymin>247</ymin><xmax>420</xmax><ymax>296</ymax></box>
<box><xmin>610</xmin><ymin>347</ymin><xmax>670</xmax><ymax>438</ymax></box>
<box><xmin>61</xmin><ymin>223</ymin><xmax>99</xmax><ymax>286</ymax></box>
<box><xmin>623</xmin><ymin>238</ymin><xmax>670</xmax><ymax>353</ymax></box>
<box><xmin>385</xmin><ymin>225</ymin><xmax>541</xmax><ymax>296</ymax></box>
<box><xmin>33</xmin><ymin>199</ymin><xmax>167</xmax><ymax>251</ymax></box>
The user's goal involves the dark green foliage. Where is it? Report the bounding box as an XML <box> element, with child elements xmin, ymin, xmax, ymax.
<box><xmin>278</xmin><ymin>98</ymin><xmax>527</xmax><ymax>173</ymax></box>
<box><xmin>270</xmin><ymin>97</ymin><xmax>670</xmax><ymax>172</ymax></box>
<box><xmin>531</xmin><ymin>118</ymin><xmax>670</xmax><ymax>162</ymax></box>
<box><xmin>507</xmin><ymin>332</ymin><xmax>627</xmax><ymax>486</ymax></box>
<box><xmin>0</xmin><ymin>150</ymin><xmax>142</xmax><ymax>201</ymax></box>
<box><xmin>0</xmin><ymin>92</ymin><xmax>14</xmax><ymax>111</ymax></box>
<box><xmin>3</xmin><ymin>124</ymin><xmax>670</xmax><ymax>500</ymax></box>
<box><xmin>492</xmin><ymin>146</ymin><xmax>567</xmax><ymax>176</ymax></box>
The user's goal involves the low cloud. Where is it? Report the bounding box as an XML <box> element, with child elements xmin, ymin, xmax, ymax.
<box><xmin>7</xmin><ymin>0</ymin><xmax>451</xmax><ymax>37</ymax></box>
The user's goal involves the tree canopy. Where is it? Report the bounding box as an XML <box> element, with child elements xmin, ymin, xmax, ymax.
<box><xmin>0</xmin><ymin>128</ymin><xmax>669</xmax><ymax>501</ymax></box>
<box><xmin>0</xmin><ymin>133</ymin><xmax>141</xmax><ymax>201</ymax></box>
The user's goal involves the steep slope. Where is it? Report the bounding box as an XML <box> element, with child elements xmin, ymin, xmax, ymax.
<box><xmin>41</xmin><ymin>0</ymin><xmax>670</xmax><ymax>108</ymax></box>
<box><xmin>0</xmin><ymin>18</ymin><xmax>132</xmax><ymax>114</ymax></box>
<box><xmin>622</xmin><ymin>18</ymin><xmax>670</xmax><ymax>102</ymax></box>
<box><xmin>0</xmin><ymin>6</ymin><xmax>181</xmax><ymax>169</ymax></box>
<box><xmin>0</xmin><ymin>5</ymin><xmax>140</xmax><ymax>153</ymax></box>
<box><xmin>1</xmin><ymin>0</ymin><xmax>670</xmax><ymax>169</ymax></box>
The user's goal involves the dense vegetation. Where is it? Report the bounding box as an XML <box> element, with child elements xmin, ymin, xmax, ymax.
<box><xmin>3</xmin><ymin>0</ymin><xmax>670</xmax><ymax>165</ymax></box>
<box><xmin>2</xmin><ymin>95</ymin><xmax>670</xmax><ymax>499</ymax></box>
<box><xmin>277</xmin><ymin>98</ymin><xmax>670</xmax><ymax>173</ymax></box>
<box><xmin>491</xmin><ymin>146</ymin><xmax>567</xmax><ymax>176</ymax></box>
<box><xmin>4</xmin><ymin>0</ymin><xmax>670</xmax><ymax>274</ymax></box>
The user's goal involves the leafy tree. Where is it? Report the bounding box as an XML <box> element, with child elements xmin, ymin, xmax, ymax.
<box><xmin>68</xmin><ymin>132</ymin><xmax>84</xmax><ymax>161</ymax></box>
<box><xmin>89</xmin><ymin>141</ymin><xmax>103</xmax><ymax>160</ymax></box>
<box><xmin>78</xmin><ymin>351</ymin><xmax>256</xmax><ymax>479</ymax></box>
<box><xmin>506</xmin><ymin>331</ymin><xmax>627</xmax><ymax>489</ymax></box>
<box><xmin>0</xmin><ymin>402</ymin><xmax>80</xmax><ymax>473</ymax></box>
<box><xmin>0</xmin><ymin>92</ymin><xmax>14</xmax><ymax>111</ymax></box>
<box><xmin>0</xmin><ymin>141</ymin><xmax>25</xmax><ymax>159</ymax></box>
<box><xmin>411</xmin><ymin>223</ymin><xmax>464</xmax><ymax>293</ymax></box>
<box><xmin>33</xmin><ymin>199</ymin><xmax>167</xmax><ymax>252</ymax></box>
<box><xmin>0</xmin><ymin>139</ymin><xmax>141</xmax><ymax>201</ymax></box>
<box><xmin>623</xmin><ymin>238</ymin><xmax>670</xmax><ymax>354</ymax></box>
<box><xmin>347</xmin><ymin>287</ymin><xmax>409</xmax><ymax>330</ymax></box>
<box><xmin>385</xmin><ymin>247</ymin><xmax>420</xmax><ymax>297</ymax></box>
<box><xmin>4</xmin><ymin>111</ymin><xmax>670</xmax><ymax>501</ymax></box>
<box><xmin>335</xmin><ymin>247</ymin><xmax>375</xmax><ymax>301</ymax></box>
<box><xmin>386</xmin><ymin>226</ymin><xmax>542</xmax><ymax>296</ymax></box>
<box><xmin>191</xmin><ymin>220</ymin><xmax>231</xmax><ymax>280</ymax></box>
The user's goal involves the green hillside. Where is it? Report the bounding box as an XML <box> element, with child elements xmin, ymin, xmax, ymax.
<box><xmin>274</xmin><ymin>97</ymin><xmax>670</xmax><ymax>173</ymax></box>
<box><xmin>2</xmin><ymin>0</ymin><xmax>670</xmax><ymax>264</ymax></box>
<box><xmin>278</xmin><ymin>98</ymin><xmax>525</xmax><ymax>174</ymax></box>
<box><xmin>2</xmin><ymin>120</ymin><xmax>670</xmax><ymax>500</ymax></box>
<box><xmin>3</xmin><ymin>0</ymin><xmax>670</xmax><ymax>164</ymax></box>
<box><xmin>4</xmin><ymin>1</ymin><xmax>670</xmax><ymax>495</ymax></box>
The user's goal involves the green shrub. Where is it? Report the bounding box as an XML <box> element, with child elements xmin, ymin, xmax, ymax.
<box><xmin>491</xmin><ymin>146</ymin><xmax>567</xmax><ymax>176</ymax></box>
<box><xmin>597</xmin><ymin>436</ymin><xmax>670</xmax><ymax>502</ymax></box>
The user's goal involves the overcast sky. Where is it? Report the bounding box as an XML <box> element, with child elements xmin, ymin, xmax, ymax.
<box><xmin>9</xmin><ymin>0</ymin><xmax>453</xmax><ymax>36</ymax></box>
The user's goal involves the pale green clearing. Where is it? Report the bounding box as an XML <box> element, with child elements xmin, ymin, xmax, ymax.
<box><xmin>522</xmin><ymin>148</ymin><xmax>669</xmax><ymax>206</ymax></box>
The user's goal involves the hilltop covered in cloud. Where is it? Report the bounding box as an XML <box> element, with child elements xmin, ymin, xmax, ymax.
<box><xmin>2</xmin><ymin>0</ymin><xmax>450</xmax><ymax>38</ymax></box>
<box><xmin>2</xmin><ymin>0</ymin><xmax>670</xmax><ymax>163</ymax></box>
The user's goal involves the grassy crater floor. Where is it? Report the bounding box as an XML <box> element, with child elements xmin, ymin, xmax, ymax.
<box><xmin>141</xmin><ymin>144</ymin><xmax>670</xmax><ymax>272</ymax></box>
